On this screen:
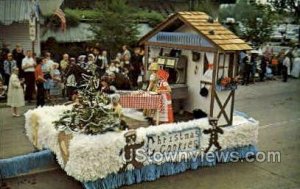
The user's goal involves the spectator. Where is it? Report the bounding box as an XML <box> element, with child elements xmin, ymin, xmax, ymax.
<box><xmin>100</xmin><ymin>78</ymin><xmax>115</xmax><ymax>94</ymax></box>
<box><xmin>50</xmin><ymin>63</ymin><xmax>62</xmax><ymax>104</ymax></box>
<box><xmin>130</xmin><ymin>47</ymin><xmax>143</xmax><ymax>88</ymax></box>
<box><xmin>265</xmin><ymin>64</ymin><xmax>274</xmax><ymax>80</ymax></box>
<box><xmin>122</xmin><ymin>45</ymin><xmax>131</xmax><ymax>60</ymax></box>
<box><xmin>282</xmin><ymin>52</ymin><xmax>290</xmax><ymax>82</ymax></box>
<box><xmin>78</xmin><ymin>55</ymin><xmax>87</xmax><ymax>69</ymax></box>
<box><xmin>106</xmin><ymin>61</ymin><xmax>119</xmax><ymax>75</ymax></box>
<box><xmin>66</xmin><ymin>58</ymin><xmax>77</xmax><ymax>101</ymax></box>
<box><xmin>122</xmin><ymin>54</ymin><xmax>131</xmax><ymax>72</ymax></box>
<box><xmin>277</xmin><ymin>49</ymin><xmax>285</xmax><ymax>75</ymax></box>
<box><xmin>94</xmin><ymin>48</ymin><xmax>106</xmax><ymax>77</ymax></box>
<box><xmin>22</xmin><ymin>50</ymin><xmax>35</xmax><ymax>102</ymax></box>
<box><xmin>7</xmin><ymin>67</ymin><xmax>25</xmax><ymax>116</ymax></box>
<box><xmin>45</xmin><ymin>52</ymin><xmax>54</xmax><ymax>68</ymax></box>
<box><xmin>0</xmin><ymin>43</ymin><xmax>10</xmax><ymax>79</ymax></box>
<box><xmin>3</xmin><ymin>53</ymin><xmax>17</xmax><ymax>85</ymax></box>
<box><xmin>115</xmin><ymin>53</ymin><xmax>122</xmax><ymax>64</ymax></box>
<box><xmin>60</xmin><ymin>53</ymin><xmax>69</xmax><ymax>72</ymax></box>
<box><xmin>86</xmin><ymin>54</ymin><xmax>97</xmax><ymax>75</ymax></box>
<box><xmin>242</xmin><ymin>52</ymin><xmax>251</xmax><ymax>85</ymax></box>
<box><xmin>42</xmin><ymin>52</ymin><xmax>54</xmax><ymax>101</ymax></box>
<box><xmin>100</xmin><ymin>50</ymin><xmax>109</xmax><ymax>69</ymax></box>
<box><xmin>12</xmin><ymin>43</ymin><xmax>25</xmax><ymax>78</ymax></box>
<box><xmin>35</xmin><ymin>57</ymin><xmax>47</xmax><ymax>107</ymax></box>
<box><xmin>0</xmin><ymin>80</ymin><xmax>7</xmax><ymax>100</ymax></box>
<box><xmin>259</xmin><ymin>53</ymin><xmax>268</xmax><ymax>81</ymax></box>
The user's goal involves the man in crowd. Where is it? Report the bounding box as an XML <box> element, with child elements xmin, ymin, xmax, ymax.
<box><xmin>12</xmin><ymin>43</ymin><xmax>25</xmax><ymax>78</ymax></box>
<box><xmin>242</xmin><ymin>51</ymin><xmax>251</xmax><ymax>86</ymax></box>
<box><xmin>94</xmin><ymin>48</ymin><xmax>107</xmax><ymax>77</ymax></box>
<box><xmin>282</xmin><ymin>51</ymin><xmax>291</xmax><ymax>82</ymax></box>
<box><xmin>130</xmin><ymin>47</ymin><xmax>143</xmax><ymax>88</ymax></box>
<box><xmin>22</xmin><ymin>50</ymin><xmax>36</xmax><ymax>102</ymax></box>
<box><xmin>0</xmin><ymin>43</ymin><xmax>10</xmax><ymax>80</ymax></box>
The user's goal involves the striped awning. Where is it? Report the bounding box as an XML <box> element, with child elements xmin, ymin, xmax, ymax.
<box><xmin>0</xmin><ymin>0</ymin><xmax>31</xmax><ymax>25</ymax></box>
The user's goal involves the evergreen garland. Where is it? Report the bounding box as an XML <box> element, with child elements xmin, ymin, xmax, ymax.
<box><xmin>53</xmin><ymin>74</ymin><xmax>121</xmax><ymax>135</ymax></box>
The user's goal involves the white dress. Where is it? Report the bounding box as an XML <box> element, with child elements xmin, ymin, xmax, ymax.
<box><xmin>7</xmin><ymin>73</ymin><xmax>25</xmax><ymax>107</ymax></box>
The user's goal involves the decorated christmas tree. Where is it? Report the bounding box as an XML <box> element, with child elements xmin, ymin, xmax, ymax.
<box><xmin>54</xmin><ymin>74</ymin><xmax>122</xmax><ymax>135</ymax></box>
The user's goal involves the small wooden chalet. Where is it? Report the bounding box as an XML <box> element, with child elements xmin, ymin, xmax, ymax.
<box><xmin>139</xmin><ymin>11</ymin><xmax>252</xmax><ymax>126</ymax></box>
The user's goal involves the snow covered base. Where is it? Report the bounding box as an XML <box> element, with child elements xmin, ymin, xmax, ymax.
<box><xmin>24</xmin><ymin>105</ymin><xmax>259</xmax><ymax>188</ymax></box>
<box><xmin>83</xmin><ymin>145</ymin><xmax>257</xmax><ymax>189</ymax></box>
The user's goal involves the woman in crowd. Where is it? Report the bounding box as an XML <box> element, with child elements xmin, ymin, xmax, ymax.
<box><xmin>86</xmin><ymin>54</ymin><xmax>97</xmax><ymax>75</ymax></box>
<box><xmin>35</xmin><ymin>57</ymin><xmax>46</xmax><ymax>107</ymax></box>
<box><xmin>7</xmin><ymin>67</ymin><xmax>25</xmax><ymax>116</ymax></box>
<box><xmin>41</xmin><ymin>56</ymin><xmax>52</xmax><ymax>101</ymax></box>
<box><xmin>49</xmin><ymin>63</ymin><xmax>62</xmax><ymax>104</ymax></box>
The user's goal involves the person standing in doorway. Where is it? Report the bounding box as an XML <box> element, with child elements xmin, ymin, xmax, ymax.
<box><xmin>22</xmin><ymin>50</ymin><xmax>36</xmax><ymax>103</ymax></box>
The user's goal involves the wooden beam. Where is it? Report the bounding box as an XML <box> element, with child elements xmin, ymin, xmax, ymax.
<box><xmin>143</xmin><ymin>45</ymin><xmax>149</xmax><ymax>81</ymax></box>
<box><xmin>230</xmin><ymin>90</ymin><xmax>235</xmax><ymax>125</ymax></box>
<box><xmin>233</xmin><ymin>51</ymin><xmax>238</xmax><ymax>77</ymax></box>
<box><xmin>145</xmin><ymin>42</ymin><xmax>217</xmax><ymax>52</ymax></box>
<box><xmin>216</xmin><ymin>91</ymin><xmax>232</xmax><ymax>122</ymax></box>
<box><xmin>209</xmin><ymin>51</ymin><xmax>219</xmax><ymax>117</ymax></box>
<box><xmin>214</xmin><ymin>93</ymin><xmax>230</xmax><ymax>125</ymax></box>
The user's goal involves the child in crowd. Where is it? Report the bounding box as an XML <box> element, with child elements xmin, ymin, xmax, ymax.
<box><xmin>7</xmin><ymin>67</ymin><xmax>25</xmax><ymax>116</ymax></box>
<box><xmin>106</xmin><ymin>61</ymin><xmax>119</xmax><ymax>75</ymax></box>
<box><xmin>50</xmin><ymin>63</ymin><xmax>62</xmax><ymax>104</ymax></box>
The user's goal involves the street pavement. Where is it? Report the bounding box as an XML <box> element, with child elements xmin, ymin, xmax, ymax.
<box><xmin>1</xmin><ymin>77</ymin><xmax>300</xmax><ymax>189</ymax></box>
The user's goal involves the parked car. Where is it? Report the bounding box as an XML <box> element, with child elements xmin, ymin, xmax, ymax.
<box><xmin>285</xmin><ymin>31</ymin><xmax>298</xmax><ymax>43</ymax></box>
<box><xmin>271</xmin><ymin>32</ymin><xmax>283</xmax><ymax>42</ymax></box>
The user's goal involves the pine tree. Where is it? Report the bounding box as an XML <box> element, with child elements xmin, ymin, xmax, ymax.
<box><xmin>54</xmin><ymin>74</ymin><xmax>121</xmax><ymax>135</ymax></box>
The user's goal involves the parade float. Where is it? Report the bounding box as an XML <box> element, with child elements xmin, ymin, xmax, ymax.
<box><xmin>0</xmin><ymin>12</ymin><xmax>258</xmax><ymax>189</ymax></box>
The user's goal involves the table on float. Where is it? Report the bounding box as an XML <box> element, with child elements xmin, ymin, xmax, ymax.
<box><xmin>119</xmin><ymin>91</ymin><xmax>162</xmax><ymax>125</ymax></box>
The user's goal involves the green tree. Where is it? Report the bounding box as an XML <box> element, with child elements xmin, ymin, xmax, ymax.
<box><xmin>219</xmin><ymin>1</ymin><xmax>276</xmax><ymax>45</ymax></box>
<box><xmin>195</xmin><ymin>0</ymin><xmax>220</xmax><ymax>19</ymax></box>
<box><xmin>90</xmin><ymin>0</ymin><xmax>139</xmax><ymax>55</ymax></box>
<box><xmin>269</xmin><ymin>0</ymin><xmax>300</xmax><ymax>23</ymax></box>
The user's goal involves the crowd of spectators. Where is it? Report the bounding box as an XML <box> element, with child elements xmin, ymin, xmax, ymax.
<box><xmin>0</xmin><ymin>43</ymin><xmax>145</xmax><ymax>110</ymax></box>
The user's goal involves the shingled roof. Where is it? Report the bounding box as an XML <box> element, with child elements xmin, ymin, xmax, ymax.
<box><xmin>139</xmin><ymin>11</ymin><xmax>252</xmax><ymax>51</ymax></box>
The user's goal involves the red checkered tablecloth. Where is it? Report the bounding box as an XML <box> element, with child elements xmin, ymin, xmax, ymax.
<box><xmin>119</xmin><ymin>93</ymin><xmax>162</xmax><ymax>110</ymax></box>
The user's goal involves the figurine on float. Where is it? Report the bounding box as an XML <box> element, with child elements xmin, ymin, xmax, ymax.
<box><xmin>156</xmin><ymin>69</ymin><xmax>174</xmax><ymax>123</ymax></box>
<box><xmin>144</xmin><ymin>62</ymin><xmax>174</xmax><ymax>124</ymax></box>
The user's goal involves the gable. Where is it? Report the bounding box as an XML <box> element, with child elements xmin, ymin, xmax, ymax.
<box><xmin>139</xmin><ymin>12</ymin><xmax>252</xmax><ymax>51</ymax></box>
